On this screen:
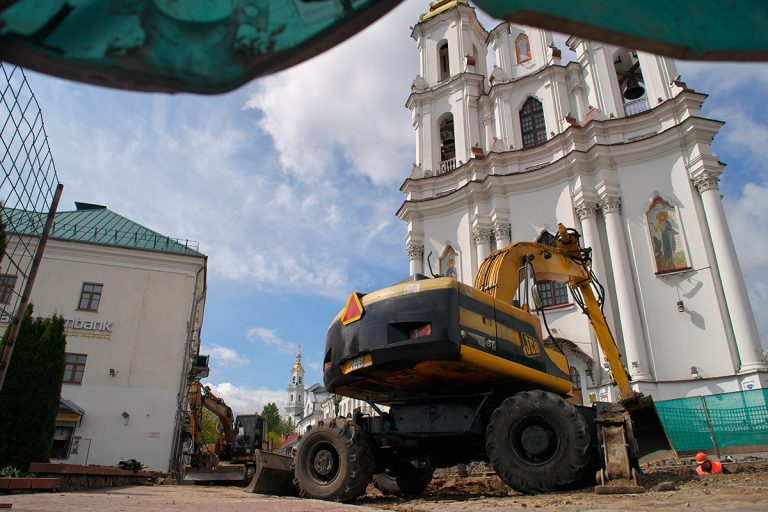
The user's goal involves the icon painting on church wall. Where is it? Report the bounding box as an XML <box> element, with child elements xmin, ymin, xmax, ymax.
<box><xmin>515</xmin><ymin>33</ymin><xmax>531</xmax><ymax>63</ymax></box>
<box><xmin>440</xmin><ymin>245</ymin><xmax>459</xmax><ymax>280</ymax></box>
<box><xmin>646</xmin><ymin>196</ymin><xmax>690</xmax><ymax>273</ymax></box>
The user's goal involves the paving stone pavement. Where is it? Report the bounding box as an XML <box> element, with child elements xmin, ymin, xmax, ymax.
<box><xmin>0</xmin><ymin>485</ymin><xmax>382</xmax><ymax>512</ymax></box>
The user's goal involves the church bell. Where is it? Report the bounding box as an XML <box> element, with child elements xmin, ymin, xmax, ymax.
<box><xmin>623</xmin><ymin>78</ymin><xmax>645</xmax><ymax>100</ymax></box>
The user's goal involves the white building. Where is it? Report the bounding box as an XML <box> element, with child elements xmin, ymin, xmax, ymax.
<box><xmin>400</xmin><ymin>0</ymin><xmax>767</xmax><ymax>403</ymax></box>
<box><xmin>283</xmin><ymin>351</ymin><xmax>377</xmax><ymax>433</ymax></box>
<box><xmin>284</xmin><ymin>351</ymin><xmax>305</xmax><ymax>425</ymax></box>
<box><xmin>296</xmin><ymin>383</ymin><xmax>331</xmax><ymax>435</ymax></box>
<box><xmin>1</xmin><ymin>202</ymin><xmax>206</xmax><ymax>471</ymax></box>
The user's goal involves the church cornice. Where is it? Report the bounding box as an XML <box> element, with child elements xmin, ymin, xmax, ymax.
<box><xmin>400</xmin><ymin>90</ymin><xmax>715</xmax><ymax>191</ymax></box>
<box><xmin>397</xmin><ymin>112</ymin><xmax>722</xmax><ymax>219</ymax></box>
<box><xmin>406</xmin><ymin>71</ymin><xmax>485</xmax><ymax>108</ymax></box>
<box><xmin>483</xmin><ymin>61</ymin><xmax>572</xmax><ymax>94</ymax></box>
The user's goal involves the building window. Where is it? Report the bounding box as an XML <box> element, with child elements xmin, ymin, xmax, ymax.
<box><xmin>520</xmin><ymin>97</ymin><xmax>547</xmax><ymax>148</ymax></box>
<box><xmin>438</xmin><ymin>41</ymin><xmax>450</xmax><ymax>81</ymax></box>
<box><xmin>515</xmin><ymin>33</ymin><xmax>531</xmax><ymax>63</ymax></box>
<box><xmin>569</xmin><ymin>366</ymin><xmax>581</xmax><ymax>389</ymax></box>
<box><xmin>51</xmin><ymin>423</ymin><xmax>76</xmax><ymax>459</ymax></box>
<box><xmin>537</xmin><ymin>280</ymin><xmax>569</xmax><ymax>308</ymax></box>
<box><xmin>438</xmin><ymin>114</ymin><xmax>456</xmax><ymax>173</ymax></box>
<box><xmin>0</xmin><ymin>274</ymin><xmax>17</xmax><ymax>304</ymax></box>
<box><xmin>78</xmin><ymin>283</ymin><xmax>103</xmax><ymax>311</ymax></box>
<box><xmin>63</xmin><ymin>353</ymin><xmax>87</xmax><ymax>384</ymax></box>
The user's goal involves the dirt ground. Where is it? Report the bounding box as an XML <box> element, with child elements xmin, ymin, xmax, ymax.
<box><xmin>359</xmin><ymin>460</ymin><xmax>768</xmax><ymax>512</ymax></box>
<box><xmin>3</xmin><ymin>460</ymin><xmax>768</xmax><ymax>512</ymax></box>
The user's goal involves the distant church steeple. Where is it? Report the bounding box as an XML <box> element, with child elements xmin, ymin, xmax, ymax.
<box><xmin>285</xmin><ymin>347</ymin><xmax>305</xmax><ymax>424</ymax></box>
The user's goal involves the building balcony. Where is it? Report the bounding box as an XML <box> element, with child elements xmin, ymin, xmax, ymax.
<box><xmin>624</xmin><ymin>96</ymin><xmax>651</xmax><ymax>116</ymax></box>
<box><xmin>439</xmin><ymin>158</ymin><xmax>457</xmax><ymax>174</ymax></box>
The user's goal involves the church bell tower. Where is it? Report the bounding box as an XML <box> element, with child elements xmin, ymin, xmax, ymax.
<box><xmin>285</xmin><ymin>349</ymin><xmax>305</xmax><ymax>424</ymax></box>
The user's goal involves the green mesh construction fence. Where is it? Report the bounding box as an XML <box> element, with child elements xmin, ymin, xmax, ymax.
<box><xmin>655</xmin><ymin>389</ymin><xmax>768</xmax><ymax>453</ymax></box>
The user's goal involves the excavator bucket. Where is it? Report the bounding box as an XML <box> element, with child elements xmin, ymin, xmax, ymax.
<box><xmin>244</xmin><ymin>451</ymin><xmax>297</xmax><ymax>497</ymax></box>
<box><xmin>621</xmin><ymin>395</ymin><xmax>677</xmax><ymax>465</ymax></box>
<box><xmin>183</xmin><ymin>462</ymin><xmax>246</xmax><ymax>482</ymax></box>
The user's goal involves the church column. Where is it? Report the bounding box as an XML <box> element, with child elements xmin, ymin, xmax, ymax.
<box><xmin>472</xmin><ymin>226</ymin><xmax>493</xmax><ymax>264</ymax></box>
<box><xmin>694</xmin><ymin>171</ymin><xmax>767</xmax><ymax>372</ymax></box>
<box><xmin>493</xmin><ymin>221</ymin><xmax>511</xmax><ymax>250</ymax></box>
<box><xmin>571</xmin><ymin>85</ymin><xmax>586</xmax><ymax>123</ymax></box>
<box><xmin>599</xmin><ymin>194</ymin><xmax>653</xmax><ymax>381</ymax></box>
<box><xmin>575</xmin><ymin>200</ymin><xmax>607</xmax><ymax>384</ymax></box>
<box><xmin>407</xmin><ymin>240</ymin><xmax>424</xmax><ymax>276</ymax></box>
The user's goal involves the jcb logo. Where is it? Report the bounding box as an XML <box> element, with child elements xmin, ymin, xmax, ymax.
<box><xmin>521</xmin><ymin>333</ymin><xmax>541</xmax><ymax>357</ymax></box>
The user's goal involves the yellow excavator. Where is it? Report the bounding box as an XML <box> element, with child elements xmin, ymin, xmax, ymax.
<box><xmin>185</xmin><ymin>380</ymin><xmax>267</xmax><ymax>483</ymax></box>
<box><xmin>262</xmin><ymin>224</ymin><xmax>674</xmax><ymax>501</ymax></box>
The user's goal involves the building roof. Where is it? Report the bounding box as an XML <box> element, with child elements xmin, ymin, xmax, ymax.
<box><xmin>3</xmin><ymin>202</ymin><xmax>204</xmax><ymax>257</ymax></box>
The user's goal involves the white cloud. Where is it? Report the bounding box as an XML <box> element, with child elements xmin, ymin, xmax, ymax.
<box><xmin>244</xmin><ymin>1</ymin><xmax>422</xmax><ymax>186</ymax></box>
<box><xmin>204</xmin><ymin>382</ymin><xmax>287</xmax><ymax>417</ymax></box>
<box><xmin>202</xmin><ymin>344</ymin><xmax>249</xmax><ymax>366</ymax></box>
<box><xmin>677</xmin><ymin>62</ymin><xmax>768</xmax><ymax>95</ymax></box>
<box><xmin>247</xmin><ymin>326</ymin><xmax>298</xmax><ymax>355</ymax></box>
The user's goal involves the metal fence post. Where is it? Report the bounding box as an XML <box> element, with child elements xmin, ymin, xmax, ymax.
<box><xmin>0</xmin><ymin>183</ymin><xmax>63</xmax><ymax>392</ymax></box>
<box><xmin>701</xmin><ymin>395</ymin><xmax>720</xmax><ymax>458</ymax></box>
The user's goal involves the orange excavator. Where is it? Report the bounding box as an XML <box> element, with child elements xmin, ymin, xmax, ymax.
<box><xmin>185</xmin><ymin>380</ymin><xmax>267</xmax><ymax>483</ymax></box>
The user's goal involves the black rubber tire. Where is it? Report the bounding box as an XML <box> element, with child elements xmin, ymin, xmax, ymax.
<box><xmin>485</xmin><ymin>390</ymin><xmax>593</xmax><ymax>493</ymax></box>
<box><xmin>292</xmin><ymin>419</ymin><xmax>374</xmax><ymax>502</ymax></box>
<box><xmin>372</xmin><ymin>459</ymin><xmax>434</xmax><ymax>496</ymax></box>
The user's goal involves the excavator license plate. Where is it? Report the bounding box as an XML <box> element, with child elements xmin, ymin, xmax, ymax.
<box><xmin>341</xmin><ymin>354</ymin><xmax>372</xmax><ymax>374</ymax></box>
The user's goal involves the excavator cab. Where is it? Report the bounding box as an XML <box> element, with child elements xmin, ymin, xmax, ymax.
<box><xmin>232</xmin><ymin>414</ymin><xmax>267</xmax><ymax>461</ymax></box>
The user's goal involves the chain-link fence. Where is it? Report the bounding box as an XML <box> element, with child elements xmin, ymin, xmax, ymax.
<box><xmin>0</xmin><ymin>62</ymin><xmax>63</xmax><ymax>389</ymax></box>
<box><xmin>656</xmin><ymin>389</ymin><xmax>768</xmax><ymax>455</ymax></box>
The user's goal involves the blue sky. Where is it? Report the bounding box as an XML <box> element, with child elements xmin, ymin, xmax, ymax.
<box><xmin>21</xmin><ymin>2</ymin><xmax>768</xmax><ymax>415</ymax></box>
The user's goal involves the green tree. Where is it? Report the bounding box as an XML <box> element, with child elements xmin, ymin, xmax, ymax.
<box><xmin>0</xmin><ymin>306</ymin><xmax>66</xmax><ymax>471</ymax></box>
<box><xmin>261</xmin><ymin>402</ymin><xmax>296</xmax><ymax>441</ymax></box>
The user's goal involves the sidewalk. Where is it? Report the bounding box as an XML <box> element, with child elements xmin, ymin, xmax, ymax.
<box><xmin>1</xmin><ymin>485</ymin><xmax>382</xmax><ymax>512</ymax></box>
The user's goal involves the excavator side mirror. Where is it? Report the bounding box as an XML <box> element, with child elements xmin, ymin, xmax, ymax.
<box><xmin>531</xmin><ymin>284</ymin><xmax>543</xmax><ymax>309</ymax></box>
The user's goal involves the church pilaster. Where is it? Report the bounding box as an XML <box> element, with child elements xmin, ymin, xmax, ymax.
<box><xmin>407</xmin><ymin>240</ymin><xmax>424</xmax><ymax>276</ymax></box>
<box><xmin>692</xmin><ymin>170</ymin><xmax>767</xmax><ymax>372</ymax></box>
<box><xmin>472</xmin><ymin>226</ymin><xmax>493</xmax><ymax>263</ymax></box>
<box><xmin>599</xmin><ymin>192</ymin><xmax>653</xmax><ymax>381</ymax></box>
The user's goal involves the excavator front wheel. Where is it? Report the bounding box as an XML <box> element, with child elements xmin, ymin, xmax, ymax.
<box><xmin>292</xmin><ymin>419</ymin><xmax>374</xmax><ymax>502</ymax></box>
<box><xmin>486</xmin><ymin>390</ymin><xmax>595</xmax><ymax>493</ymax></box>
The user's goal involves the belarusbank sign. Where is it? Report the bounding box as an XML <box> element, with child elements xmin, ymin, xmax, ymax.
<box><xmin>0</xmin><ymin>315</ymin><xmax>112</xmax><ymax>332</ymax></box>
<box><xmin>65</xmin><ymin>318</ymin><xmax>113</xmax><ymax>332</ymax></box>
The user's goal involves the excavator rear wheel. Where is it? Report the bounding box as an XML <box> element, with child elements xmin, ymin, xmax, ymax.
<box><xmin>292</xmin><ymin>419</ymin><xmax>374</xmax><ymax>502</ymax></box>
<box><xmin>486</xmin><ymin>390</ymin><xmax>593</xmax><ymax>493</ymax></box>
<box><xmin>373</xmin><ymin>459</ymin><xmax>434</xmax><ymax>496</ymax></box>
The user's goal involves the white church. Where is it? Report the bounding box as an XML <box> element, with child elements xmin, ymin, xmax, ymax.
<box><xmin>399</xmin><ymin>0</ymin><xmax>767</xmax><ymax>403</ymax></box>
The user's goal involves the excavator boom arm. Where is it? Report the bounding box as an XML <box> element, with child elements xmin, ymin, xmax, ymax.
<box><xmin>473</xmin><ymin>224</ymin><xmax>635</xmax><ymax>401</ymax></box>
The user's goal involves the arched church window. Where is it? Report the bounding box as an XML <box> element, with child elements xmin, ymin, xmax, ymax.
<box><xmin>520</xmin><ymin>97</ymin><xmax>547</xmax><ymax>148</ymax></box>
<box><xmin>438</xmin><ymin>41</ymin><xmax>450</xmax><ymax>81</ymax></box>
<box><xmin>438</xmin><ymin>114</ymin><xmax>456</xmax><ymax>173</ymax></box>
<box><xmin>569</xmin><ymin>366</ymin><xmax>581</xmax><ymax>389</ymax></box>
<box><xmin>292</xmin><ymin>376</ymin><xmax>295</xmax><ymax>384</ymax></box>
<box><xmin>614</xmin><ymin>49</ymin><xmax>649</xmax><ymax>116</ymax></box>
<box><xmin>515</xmin><ymin>33</ymin><xmax>531</xmax><ymax>63</ymax></box>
